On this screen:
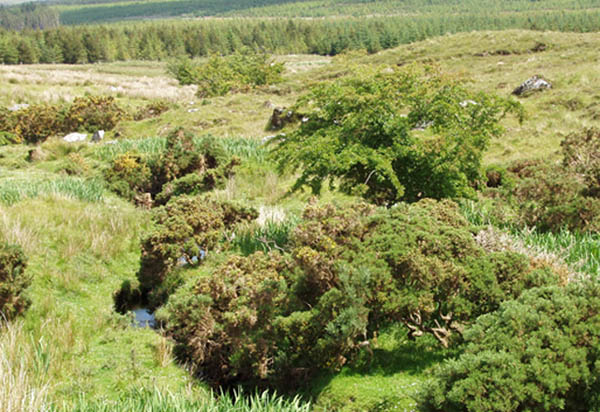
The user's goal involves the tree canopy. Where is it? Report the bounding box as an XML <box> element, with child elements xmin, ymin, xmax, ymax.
<box><xmin>271</xmin><ymin>65</ymin><xmax>523</xmax><ymax>205</ymax></box>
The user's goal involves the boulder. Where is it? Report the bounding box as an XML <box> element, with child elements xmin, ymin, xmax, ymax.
<box><xmin>63</xmin><ymin>132</ymin><xmax>87</xmax><ymax>143</ymax></box>
<box><xmin>91</xmin><ymin>130</ymin><xmax>104</xmax><ymax>143</ymax></box>
<box><xmin>512</xmin><ymin>75</ymin><xmax>552</xmax><ymax>96</ymax></box>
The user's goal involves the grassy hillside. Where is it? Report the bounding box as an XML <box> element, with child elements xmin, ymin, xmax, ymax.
<box><xmin>53</xmin><ymin>0</ymin><xmax>600</xmax><ymax>24</ymax></box>
<box><xmin>2</xmin><ymin>30</ymin><xmax>600</xmax><ymax>411</ymax></box>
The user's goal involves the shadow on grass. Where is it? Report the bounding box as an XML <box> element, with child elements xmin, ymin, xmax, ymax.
<box><xmin>301</xmin><ymin>324</ymin><xmax>457</xmax><ymax>403</ymax></box>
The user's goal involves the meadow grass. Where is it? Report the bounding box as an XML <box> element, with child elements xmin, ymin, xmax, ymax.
<box><xmin>93</xmin><ymin>135</ymin><xmax>267</xmax><ymax>163</ymax></box>
<box><xmin>0</xmin><ymin>176</ymin><xmax>104</xmax><ymax>205</ymax></box>
<box><xmin>460</xmin><ymin>199</ymin><xmax>600</xmax><ymax>278</ymax></box>
<box><xmin>0</xmin><ymin>196</ymin><xmax>201</xmax><ymax>405</ymax></box>
<box><xmin>233</xmin><ymin>216</ymin><xmax>300</xmax><ymax>256</ymax></box>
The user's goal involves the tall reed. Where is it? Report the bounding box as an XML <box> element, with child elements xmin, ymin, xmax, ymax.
<box><xmin>0</xmin><ymin>320</ymin><xmax>50</xmax><ymax>412</ymax></box>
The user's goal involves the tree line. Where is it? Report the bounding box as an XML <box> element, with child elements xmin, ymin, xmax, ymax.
<box><xmin>1</xmin><ymin>10</ymin><xmax>600</xmax><ymax>64</ymax></box>
<box><xmin>0</xmin><ymin>3</ymin><xmax>59</xmax><ymax>31</ymax></box>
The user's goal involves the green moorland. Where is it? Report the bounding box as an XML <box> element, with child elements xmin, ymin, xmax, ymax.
<box><xmin>2</xmin><ymin>29</ymin><xmax>600</xmax><ymax>412</ymax></box>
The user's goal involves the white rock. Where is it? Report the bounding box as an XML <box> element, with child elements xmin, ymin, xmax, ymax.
<box><xmin>8</xmin><ymin>103</ymin><xmax>29</xmax><ymax>112</ymax></box>
<box><xmin>460</xmin><ymin>100</ymin><xmax>478</xmax><ymax>108</ymax></box>
<box><xmin>63</xmin><ymin>133</ymin><xmax>87</xmax><ymax>142</ymax></box>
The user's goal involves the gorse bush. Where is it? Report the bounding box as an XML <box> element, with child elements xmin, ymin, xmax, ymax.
<box><xmin>361</xmin><ymin>199</ymin><xmax>563</xmax><ymax>348</ymax></box>
<box><xmin>271</xmin><ymin>65</ymin><xmax>522</xmax><ymax>205</ymax></box>
<box><xmin>104</xmin><ymin>128</ymin><xmax>239</xmax><ymax>205</ymax></box>
<box><xmin>168</xmin><ymin>53</ymin><xmax>284</xmax><ymax>97</ymax></box>
<box><xmin>10</xmin><ymin>103</ymin><xmax>65</xmax><ymax>144</ymax></box>
<box><xmin>0</xmin><ymin>243</ymin><xmax>30</xmax><ymax>321</ymax></box>
<box><xmin>62</xmin><ymin>95</ymin><xmax>128</xmax><ymax>133</ymax></box>
<box><xmin>160</xmin><ymin>200</ymin><xmax>562</xmax><ymax>387</ymax></box>
<box><xmin>420</xmin><ymin>283</ymin><xmax>600</xmax><ymax>412</ymax></box>
<box><xmin>1</xmin><ymin>96</ymin><xmax>127</xmax><ymax>143</ymax></box>
<box><xmin>137</xmin><ymin>195</ymin><xmax>258</xmax><ymax>306</ymax></box>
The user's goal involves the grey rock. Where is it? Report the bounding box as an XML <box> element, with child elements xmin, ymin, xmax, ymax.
<box><xmin>91</xmin><ymin>130</ymin><xmax>104</xmax><ymax>142</ymax></box>
<box><xmin>413</xmin><ymin>120</ymin><xmax>434</xmax><ymax>131</ymax></box>
<box><xmin>63</xmin><ymin>132</ymin><xmax>87</xmax><ymax>143</ymax></box>
<box><xmin>512</xmin><ymin>75</ymin><xmax>552</xmax><ymax>96</ymax></box>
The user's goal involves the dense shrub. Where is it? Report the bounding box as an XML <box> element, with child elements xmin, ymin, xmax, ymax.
<box><xmin>510</xmin><ymin>161</ymin><xmax>600</xmax><ymax>232</ymax></box>
<box><xmin>104</xmin><ymin>128</ymin><xmax>237</xmax><ymax>204</ymax></box>
<box><xmin>168</xmin><ymin>53</ymin><xmax>284</xmax><ymax>97</ymax></box>
<box><xmin>0</xmin><ymin>243</ymin><xmax>30</xmax><ymax>320</ymax></box>
<box><xmin>1</xmin><ymin>96</ymin><xmax>128</xmax><ymax>144</ymax></box>
<box><xmin>161</xmin><ymin>200</ymin><xmax>562</xmax><ymax>387</ymax></box>
<box><xmin>62</xmin><ymin>95</ymin><xmax>128</xmax><ymax>133</ymax></box>
<box><xmin>10</xmin><ymin>103</ymin><xmax>65</xmax><ymax>144</ymax></box>
<box><xmin>137</xmin><ymin>195</ymin><xmax>257</xmax><ymax>305</ymax></box>
<box><xmin>272</xmin><ymin>66</ymin><xmax>522</xmax><ymax>205</ymax></box>
<box><xmin>361</xmin><ymin>199</ymin><xmax>562</xmax><ymax>347</ymax></box>
<box><xmin>104</xmin><ymin>151</ymin><xmax>152</xmax><ymax>200</ymax></box>
<box><xmin>164</xmin><ymin>252</ymin><xmax>290</xmax><ymax>384</ymax></box>
<box><xmin>420</xmin><ymin>283</ymin><xmax>600</xmax><ymax>412</ymax></box>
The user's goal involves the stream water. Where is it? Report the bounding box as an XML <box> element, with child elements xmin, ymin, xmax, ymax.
<box><xmin>131</xmin><ymin>307</ymin><xmax>156</xmax><ymax>328</ymax></box>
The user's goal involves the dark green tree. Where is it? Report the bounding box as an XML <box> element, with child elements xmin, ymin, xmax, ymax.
<box><xmin>272</xmin><ymin>65</ymin><xmax>523</xmax><ymax>205</ymax></box>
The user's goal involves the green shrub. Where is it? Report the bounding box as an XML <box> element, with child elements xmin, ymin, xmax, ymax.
<box><xmin>482</xmin><ymin>129</ymin><xmax>600</xmax><ymax>233</ymax></box>
<box><xmin>104</xmin><ymin>129</ymin><xmax>237</xmax><ymax>205</ymax></box>
<box><xmin>361</xmin><ymin>199</ymin><xmax>562</xmax><ymax>347</ymax></box>
<box><xmin>164</xmin><ymin>252</ymin><xmax>289</xmax><ymax>384</ymax></box>
<box><xmin>510</xmin><ymin>161</ymin><xmax>600</xmax><ymax>232</ymax></box>
<box><xmin>161</xmin><ymin>200</ymin><xmax>561</xmax><ymax>387</ymax></box>
<box><xmin>420</xmin><ymin>283</ymin><xmax>600</xmax><ymax>412</ymax></box>
<box><xmin>104</xmin><ymin>151</ymin><xmax>152</xmax><ymax>201</ymax></box>
<box><xmin>1</xmin><ymin>96</ymin><xmax>128</xmax><ymax>144</ymax></box>
<box><xmin>11</xmin><ymin>103</ymin><xmax>65</xmax><ymax>144</ymax></box>
<box><xmin>63</xmin><ymin>95</ymin><xmax>128</xmax><ymax>133</ymax></box>
<box><xmin>61</xmin><ymin>152</ymin><xmax>89</xmax><ymax>176</ymax></box>
<box><xmin>0</xmin><ymin>243</ymin><xmax>30</xmax><ymax>320</ymax></box>
<box><xmin>137</xmin><ymin>195</ymin><xmax>257</xmax><ymax>304</ymax></box>
<box><xmin>271</xmin><ymin>65</ymin><xmax>522</xmax><ymax>205</ymax></box>
<box><xmin>169</xmin><ymin>53</ymin><xmax>284</xmax><ymax>98</ymax></box>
